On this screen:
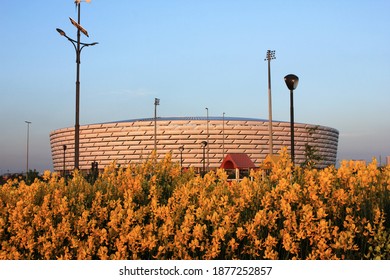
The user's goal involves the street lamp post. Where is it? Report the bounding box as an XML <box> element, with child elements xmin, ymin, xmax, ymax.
<box><xmin>222</xmin><ymin>112</ymin><xmax>225</xmax><ymax>162</ymax></box>
<box><xmin>25</xmin><ymin>121</ymin><xmax>31</xmax><ymax>177</ymax></box>
<box><xmin>205</xmin><ymin>107</ymin><xmax>209</xmax><ymax>172</ymax></box>
<box><xmin>63</xmin><ymin>145</ymin><xmax>67</xmax><ymax>177</ymax></box>
<box><xmin>56</xmin><ymin>1</ymin><xmax>98</xmax><ymax>170</ymax></box>
<box><xmin>179</xmin><ymin>145</ymin><xmax>184</xmax><ymax>171</ymax></box>
<box><xmin>154</xmin><ymin>98</ymin><xmax>160</xmax><ymax>154</ymax></box>
<box><xmin>201</xmin><ymin>141</ymin><xmax>208</xmax><ymax>176</ymax></box>
<box><xmin>265</xmin><ymin>50</ymin><xmax>276</xmax><ymax>155</ymax></box>
<box><xmin>284</xmin><ymin>74</ymin><xmax>299</xmax><ymax>165</ymax></box>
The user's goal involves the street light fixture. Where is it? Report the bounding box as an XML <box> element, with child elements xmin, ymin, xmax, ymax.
<box><xmin>201</xmin><ymin>141</ymin><xmax>208</xmax><ymax>176</ymax></box>
<box><xmin>57</xmin><ymin>28</ymin><xmax>98</xmax><ymax>47</ymax></box>
<box><xmin>25</xmin><ymin>121</ymin><xmax>31</xmax><ymax>178</ymax></box>
<box><xmin>56</xmin><ymin>1</ymin><xmax>98</xmax><ymax>170</ymax></box>
<box><xmin>154</xmin><ymin>98</ymin><xmax>160</xmax><ymax>154</ymax></box>
<box><xmin>205</xmin><ymin>107</ymin><xmax>209</xmax><ymax>172</ymax></box>
<box><xmin>284</xmin><ymin>74</ymin><xmax>299</xmax><ymax>164</ymax></box>
<box><xmin>63</xmin><ymin>145</ymin><xmax>67</xmax><ymax>177</ymax></box>
<box><xmin>179</xmin><ymin>145</ymin><xmax>184</xmax><ymax>171</ymax></box>
<box><xmin>222</xmin><ymin>112</ymin><xmax>225</xmax><ymax>162</ymax></box>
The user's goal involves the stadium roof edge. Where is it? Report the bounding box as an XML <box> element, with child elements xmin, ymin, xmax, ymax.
<box><xmin>86</xmin><ymin>117</ymin><xmax>337</xmax><ymax>133</ymax></box>
<box><xmin>104</xmin><ymin>116</ymin><xmax>272</xmax><ymax>124</ymax></box>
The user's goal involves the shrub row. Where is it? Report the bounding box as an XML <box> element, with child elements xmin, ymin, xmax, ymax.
<box><xmin>0</xmin><ymin>150</ymin><xmax>389</xmax><ymax>259</ymax></box>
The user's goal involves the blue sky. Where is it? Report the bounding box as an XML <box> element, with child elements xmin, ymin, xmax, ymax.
<box><xmin>1</xmin><ymin>0</ymin><xmax>389</xmax><ymax>174</ymax></box>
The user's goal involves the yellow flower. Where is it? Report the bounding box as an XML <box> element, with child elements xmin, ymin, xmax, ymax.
<box><xmin>236</xmin><ymin>227</ymin><xmax>246</xmax><ymax>240</ymax></box>
<box><xmin>316</xmin><ymin>207</ymin><xmax>327</xmax><ymax>219</ymax></box>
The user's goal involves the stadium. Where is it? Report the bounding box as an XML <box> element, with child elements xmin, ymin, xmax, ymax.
<box><xmin>50</xmin><ymin>117</ymin><xmax>339</xmax><ymax>172</ymax></box>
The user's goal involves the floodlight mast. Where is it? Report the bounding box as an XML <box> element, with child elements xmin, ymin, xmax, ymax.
<box><xmin>265</xmin><ymin>50</ymin><xmax>276</xmax><ymax>156</ymax></box>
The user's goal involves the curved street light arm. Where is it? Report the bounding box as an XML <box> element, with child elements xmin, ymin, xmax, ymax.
<box><xmin>79</xmin><ymin>42</ymin><xmax>99</xmax><ymax>52</ymax></box>
<box><xmin>56</xmin><ymin>28</ymin><xmax>98</xmax><ymax>50</ymax></box>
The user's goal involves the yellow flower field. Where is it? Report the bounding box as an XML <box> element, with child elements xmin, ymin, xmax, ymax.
<box><xmin>0</xmin><ymin>149</ymin><xmax>389</xmax><ymax>259</ymax></box>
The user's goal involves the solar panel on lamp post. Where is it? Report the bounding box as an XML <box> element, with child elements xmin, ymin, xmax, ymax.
<box><xmin>56</xmin><ymin>1</ymin><xmax>98</xmax><ymax>170</ymax></box>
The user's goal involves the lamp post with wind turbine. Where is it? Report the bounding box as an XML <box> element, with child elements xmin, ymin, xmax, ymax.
<box><xmin>56</xmin><ymin>0</ymin><xmax>98</xmax><ymax>170</ymax></box>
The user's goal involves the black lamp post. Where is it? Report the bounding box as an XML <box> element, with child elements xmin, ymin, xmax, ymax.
<box><xmin>201</xmin><ymin>141</ymin><xmax>208</xmax><ymax>176</ymax></box>
<box><xmin>284</xmin><ymin>74</ymin><xmax>299</xmax><ymax>165</ymax></box>
<box><xmin>63</xmin><ymin>145</ymin><xmax>67</xmax><ymax>177</ymax></box>
<box><xmin>56</xmin><ymin>2</ymin><xmax>98</xmax><ymax>170</ymax></box>
<box><xmin>222</xmin><ymin>112</ymin><xmax>225</xmax><ymax>161</ymax></box>
<box><xmin>25</xmin><ymin>121</ymin><xmax>31</xmax><ymax>178</ymax></box>
<box><xmin>179</xmin><ymin>145</ymin><xmax>184</xmax><ymax>171</ymax></box>
<box><xmin>154</xmin><ymin>98</ymin><xmax>160</xmax><ymax>154</ymax></box>
<box><xmin>205</xmin><ymin>107</ymin><xmax>209</xmax><ymax>172</ymax></box>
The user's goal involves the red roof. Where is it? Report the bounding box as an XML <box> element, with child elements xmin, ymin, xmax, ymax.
<box><xmin>220</xmin><ymin>153</ymin><xmax>256</xmax><ymax>169</ymax></box>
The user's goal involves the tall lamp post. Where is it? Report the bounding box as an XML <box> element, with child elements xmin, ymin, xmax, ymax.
<box><xmin>154</xmin><ymin>98</ymin><xmax>160</xmax><ymax>154</ymax></box>
<box><xmin>63</xmin><ymin>145</ymin><xmax>67</xmax><ymax>177</ymax></box>
<box><xmin>265</xmin><ymin>50</ymin><xmax>276</xmax><ymax>155</ymax></box>
<box><xmin>222</xmin><ymin>112</ymin><xmax>225</xmax><ymax>162</ymax></box>
<box><xmin>284</xmin><ymin>74</ymin><xmax>299</xmax><ymax>165</ymax></box>
<box><xmin>56</xmin><ymin>1</ymin><xmax>98</xmax><ymax>170</ymax></box>
<box><xmin>201</xmin><ymin>141</ymin><xmax>208</xmax><ymax>176</ymax></box>
<box><xmin>179</xmin><ymin>145</ymin><xmax>184</xmax><ymax>171</ymax></box>
<box><xmin>25</xmin><ymin>121</ymin><xmax>31</xmax><ymax>177</ymax></box>
<box><xmin>205</xmin><ymin>107</ymin><xmax>209</xmax><ymax>172</ymax></box>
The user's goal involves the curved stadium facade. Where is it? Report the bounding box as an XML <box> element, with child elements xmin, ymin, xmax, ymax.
<box><xmin>50</xmin><ymin>117</ymin><xmax>339</xmax><ymax>172</ymax></box>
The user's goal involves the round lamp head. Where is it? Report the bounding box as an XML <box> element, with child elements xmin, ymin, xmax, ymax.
<box><xmin>284</xmin><ymin>74</ymin><xmax>299</xmax><ymax>91</ymax></box>
<box><xmin>201</xmin><ymin>141</ymin><xmax>208</xmax><ymax>147</ymax></box>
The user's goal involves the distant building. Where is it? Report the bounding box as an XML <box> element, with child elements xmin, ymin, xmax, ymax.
<box><xmin>50</xmin><ymin>117</ymin><xmax>339</xmax><ymax>172</ymax></box>
<box><xmin>387</xmin><ymin>156</ymin><xmax>390</xmax><ymax>166</ymax></box>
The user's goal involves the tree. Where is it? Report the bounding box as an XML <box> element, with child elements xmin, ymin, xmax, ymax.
<box><xmin>302</xmin><ymin>126</ymin><xmax>322</xmax><ymax>168</ymax></box>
